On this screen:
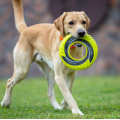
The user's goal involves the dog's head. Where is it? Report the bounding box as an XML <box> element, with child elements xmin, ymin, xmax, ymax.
<box><xmin>54</xmin><ymin>12</ymin><xmax>91</xmax><ymax>38</ymax></box>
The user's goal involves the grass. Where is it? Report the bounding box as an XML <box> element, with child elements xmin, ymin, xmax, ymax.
<box><xmin>0</xmin><ymin>76</ymin><xmax>120</xmax><ymax>119</ymax></box>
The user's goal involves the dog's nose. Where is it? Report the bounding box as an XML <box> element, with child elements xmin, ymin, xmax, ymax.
<box><xmin>77</xmin><ymin>30</ymin><xmax>85</xmax><ymax>37</ymax></box>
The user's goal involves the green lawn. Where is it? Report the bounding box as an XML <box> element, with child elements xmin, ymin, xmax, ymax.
<box><xmin>0</xmin><ymin>76</ymin><xmax>120</xmax><ymax>119</ymax></box>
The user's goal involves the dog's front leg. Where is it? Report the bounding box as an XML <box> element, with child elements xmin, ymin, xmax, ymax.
<box><xmin>61</xmin><ymin>71</ymin><xmax>76</xmax><ymax>110</ymax></box>
<box><xmin>55</xmin><ymin>73</ymin><xmax>83</xmax><ymax>115</ymax></box>
<box><xmin>53</xmin><ymin>57</ymin><xmax>84</xmax><ymax>115</ymax></box>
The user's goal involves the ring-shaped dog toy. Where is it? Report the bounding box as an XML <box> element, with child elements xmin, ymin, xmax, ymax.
<box><xmin>59</xmin><ymin>34</ymin><xmax>98</xmax><ymax>70</ymax></box>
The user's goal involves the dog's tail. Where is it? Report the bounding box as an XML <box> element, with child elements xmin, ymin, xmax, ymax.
<box><xmin>12</xmin><ymin>0</ymin><xmax>27</xmax><ymax>34</ymax></box>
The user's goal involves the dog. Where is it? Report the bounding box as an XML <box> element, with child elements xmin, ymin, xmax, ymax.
<box><xmin>1</xmin><ymin>0</ymin><xmax>91</xmax><ymax>115</ymax></box>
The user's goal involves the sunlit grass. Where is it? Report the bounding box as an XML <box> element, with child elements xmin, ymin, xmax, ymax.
<box><xmin>0</xmin><ymin>76</ymin><xmax>120</xmax><ymax>119</ymax></box>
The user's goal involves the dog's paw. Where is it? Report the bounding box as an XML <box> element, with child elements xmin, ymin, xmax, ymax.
<box><xmin>61</xmin><ymin>99</ymin><xmax>69</xmax><ymax>110</ymax></box>
<box><xmin>61</xmin><ymin>104</ymin><xmax>69</xmax><ymax>110</ymax></box>
<box><xmin>1</xmin><ymin>100</ymin><xmax>10</xmax><ymax>108</ymax></box>
<box><xmin>53</xmin><ymin>105</ymin><xmax>62</xmax><ymax>110</ymax></box>
<box><xmin>72</xmin><ymin>109</ymin><xmax>84</xmax><ymax>115</ymax></box>
<box><xmin>1</xmin><ymin>101</ymin><xmax>4</xmax><ymax>107</ymax></box>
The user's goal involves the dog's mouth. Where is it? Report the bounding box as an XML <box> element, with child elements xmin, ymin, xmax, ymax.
<box><xmin>74</xmin><ymin>43</ymin><xmax>82</xmax><ymax>47</ymax></box>
<box><xmin>67</xmin><ymin>32</ymin><xmax>82</xmax><ymax>48</ymax></box>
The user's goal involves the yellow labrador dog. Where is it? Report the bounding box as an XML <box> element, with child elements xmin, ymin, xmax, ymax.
<box><xmin>1</xmin><ymin>0</ymin><xmax>91</xmax><ymax>115</ymax></box>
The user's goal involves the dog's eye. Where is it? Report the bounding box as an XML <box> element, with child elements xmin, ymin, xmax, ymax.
<box><xmin>82</xmin><ymin>21</ymin><xmax>86</xmax><ymax>24</ymax></box>
<box><xmin>69</xmin><ymin>21</ymin><xmax>74</xmax><ymax>25</ymax></box>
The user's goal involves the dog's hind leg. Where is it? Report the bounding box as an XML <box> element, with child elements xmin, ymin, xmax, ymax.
<box><xmin>36</xmin><ymin>62</ymin><xmax>61</xmax><ymax>110</ymax></box>
<box><xmin>1</xmin><ymin>76</ymin><xmax>15</xmax><ymax>108</ymax></box>
<box><xmin>1</xmin><ymin>42</ymin><xmax>33</xmax><ymax>108</ymax></box>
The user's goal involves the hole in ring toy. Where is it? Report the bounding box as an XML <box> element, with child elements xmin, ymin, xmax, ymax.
<box><xmin>59</xmin><ymin>34</ymin><xmax>98</xmax><ymax>70</ymax></box>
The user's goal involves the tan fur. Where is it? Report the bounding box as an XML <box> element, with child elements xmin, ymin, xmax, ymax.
<box><xmin>12</xmin><ymin>0</ymin><xmax>27</xmax><ymax>33</ymax></box>
<box><xmin>1</xmin><ymin>0</ymin><xmax>91</xmax><ymax>115</ymax></box>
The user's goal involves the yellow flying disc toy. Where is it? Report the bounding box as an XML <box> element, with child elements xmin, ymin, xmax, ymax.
<box><xmin>59</xmin><ymin>34</ymin><xmax>98</xmax><ymax>70</ymax></box>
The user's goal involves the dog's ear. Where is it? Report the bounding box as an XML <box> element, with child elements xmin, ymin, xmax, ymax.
<box><xmin>82</xmin><ymin>12</ymin><xmax>91</xmax><ymax>30</ymax></box>
<box><xmin>54</xmin><ymin>12</ymin><xmax>67</xmax><ymax>37</ymax></box>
